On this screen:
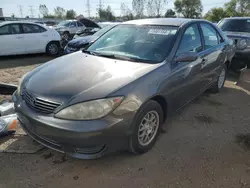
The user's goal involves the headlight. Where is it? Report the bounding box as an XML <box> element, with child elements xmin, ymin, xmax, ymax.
<box><xmin>237</xmin><ymin>39</ymin><xmax>248</xmax><ymax>50</ymax></box>
<box><xmin>55</xmin><ymin>97</ymin><xmax>124</xmax><ymax>120</ymax></box>
<box><xmin>17</xmin><ymin>73</ymin><xmax>27</xmax><ymax>95</ymax></box>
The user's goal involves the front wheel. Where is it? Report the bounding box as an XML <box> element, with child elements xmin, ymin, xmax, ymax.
<box><xmin>209</xmin><ymin>64</ymin><xmax>227</xmax><ymax>93</ymax></box>
<box><xmin>129</xmin><ymin>100</ymin><xmax>164</xmax><ymax>154</ymax></box>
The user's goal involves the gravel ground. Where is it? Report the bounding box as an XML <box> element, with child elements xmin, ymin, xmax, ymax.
<box><xmin>0</xmin><ymin>55</ymin><xmax>250</xmax><ymax>188</ymax></box>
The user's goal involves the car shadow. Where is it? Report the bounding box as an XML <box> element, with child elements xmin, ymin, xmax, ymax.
<box><xmin>0</xmin><ymin>54</ymin><xmax>54</xmax><ymax>69</ymax></box>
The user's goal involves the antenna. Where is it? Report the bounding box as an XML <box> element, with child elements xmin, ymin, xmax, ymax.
<box><xmin>18</xmin><ymin>5</ymin><xmax>23</xmax><ymax>18</ymax></box>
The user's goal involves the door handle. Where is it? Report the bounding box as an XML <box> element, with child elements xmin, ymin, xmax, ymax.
<box><xmin>16</xmin><ymin>36</ymin><xmax>24</xmax><ymax>39</ymax></box>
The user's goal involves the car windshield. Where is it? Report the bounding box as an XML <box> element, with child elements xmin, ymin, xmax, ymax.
<box><xmin>87</xmin><ymin>24</ymin><xmax>178</xmax><ymax>63</ymax></box>
<box><xmin>218</xmin><ymin>19</ymin><xmax>250</xmax><ymax>33</ymax></box>
<box><xmin>58</xmin><ymin>21</ymin><xmax>71</xmax><ymax>27</ymax></box>
<box><xmin>93</xmin><ymin>25</ymin><xmax>116</xmax><ymax>37</ymax></box>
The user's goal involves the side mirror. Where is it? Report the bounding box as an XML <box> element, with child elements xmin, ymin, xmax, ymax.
<box><xmin>174</xmin><ymin>52</ymin><xmax>198</xmax><ymax>62</ymax></box>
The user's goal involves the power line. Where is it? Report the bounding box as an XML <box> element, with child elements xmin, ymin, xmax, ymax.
<box><xmin>18</xmin><ymin>5</ymin><xmax>23</xmax><ymax>18</ymax></box>
<box><xmin>86</xmin><ymin>0</ymin><xmax>90</xmax><ymax>17</ymax></box>
<box><xmin>29</xmin><ymin>5</ymin><xmax>34</xmax><ymax>18</ymax></box>
<box><xmin>99</xmin><ymin>0</ymin><xmax>103</xmax><ymax>10</ymax></box>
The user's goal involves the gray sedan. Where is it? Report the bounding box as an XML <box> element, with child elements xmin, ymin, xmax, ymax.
<box><xmin>13</xmin><ymin>18</ymin><xmax>234</xmax><ymax>159</ymax></box>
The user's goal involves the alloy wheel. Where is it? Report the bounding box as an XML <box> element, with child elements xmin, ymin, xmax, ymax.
<box><xmin>138</xmin><ymin>110</ymin><xmax>160</xmax><ymax>146</ymax></box>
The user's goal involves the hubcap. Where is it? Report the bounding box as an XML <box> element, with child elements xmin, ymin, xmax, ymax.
<box><xmin>218</xmin><ymin>68</ymin><xmax>226</xmax><ymax>88</ymax></box>
<box><xmin>138</xmin><ymin>110</ymin><xmax>160</xmax><ymax>146</ymax></box>
<box><xmin>48</xmin><ymin>44</ymin><xmax>58</xmax><ymax>55</ymax></box>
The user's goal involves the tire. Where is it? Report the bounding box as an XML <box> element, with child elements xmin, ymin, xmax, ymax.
<box><xmin>62</xmin><ymin>31</ymin><xmax>70</xmax><ymax>40</ymax></box>
<box><xmin>209</xmin><ymin>64</ymin><xmax>227</xmax><ymax>93</ymax></box>
<box><xmin>46</xmin><ymin>42</ymin><xmax>60</xmax><ymax>56</ymax></box>
<box><xmin>129</xmin><ymin>100</ymin><xmax>164</xmax><ymax>154</ymax></box>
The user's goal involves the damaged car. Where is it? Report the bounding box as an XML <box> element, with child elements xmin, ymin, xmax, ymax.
<box><xmin>218</xmin><ymin>17</ymin><xmax>250</xmax><ymax>71</ymax></box>
<box><xmin>13</xmin><ymin>18</ymin><xmax>233</xmax><ymax>159</ymax></box>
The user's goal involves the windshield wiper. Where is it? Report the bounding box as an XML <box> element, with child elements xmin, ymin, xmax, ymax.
<box><xmin>82</xmin><ymin>49</ymin><xmax>98</xmax><ymax>55</ymax></box>
<box><xmin>82</xmin><ymin>51</ymin><xmax>155</xmax><ymax>63</ymax></box>
<box><xmin>89</xmin><ymin>52</ymin><xmax>143</xmax><ymax>62</ymax></box>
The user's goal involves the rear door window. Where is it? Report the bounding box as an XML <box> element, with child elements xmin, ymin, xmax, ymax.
<box><xmin>77</xmin><ymin>21</ymin><xmax>83</xmax><ymax>27</ymax></box>
<box><xmin>70</xmin><ymin>21</ymin><xmax>77</xmax><ymax>27</ymax></box>
<box><xmin>22</xmin><ymin>24</ymin><xmax>46</xmax><ymax>33</ymax></box>
<box><xmin>200</xmin><ymin>23</ymin><xmax>220</xmax><ymax>49</ymax></box>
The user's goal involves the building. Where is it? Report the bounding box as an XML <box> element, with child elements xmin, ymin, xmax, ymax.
<box><xmin>0</xmin><ymin>8</ymin><xmax>3</xmax><ymax>17</ymax></box>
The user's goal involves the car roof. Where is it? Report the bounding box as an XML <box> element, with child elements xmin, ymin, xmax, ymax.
<box><xmin>0</xmin><ymin>21</ymin><xmax>43</xmax><ymax>25</ymax></box>
<box><xmin>123</xmin><ymin>18</ymin><xmax>204</xmax><ymax>26</ymax></box>
<box><xmin>223</xmin><ymin>17</ymin><xmax>250</xmax><ymax>20</ymax></box>
<box><xmin>0</xmin><ymin>21</ymin><xmax>48</xmax><ymax>28</ymax></box>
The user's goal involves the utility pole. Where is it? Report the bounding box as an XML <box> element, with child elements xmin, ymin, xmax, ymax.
<box><xmin>99</xmin><ymin>0</ymin><xmax>103</xmax><ymax>10</ymax></box>
<box><xmin>18</xmin><ymin>5</ymin><xmax>23</xmax><ymax>18</ymax></box>
<box><xmin>86</xmin><ymin>0</ymin><xmax>90</xmax><ymax>18</ymax></box>
<box><xmin>29</xmin><ymin>5</ymin><xmax>34</xmax><ymax>18</ymax></box>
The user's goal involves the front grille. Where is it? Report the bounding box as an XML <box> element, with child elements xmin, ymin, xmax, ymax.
<box><xmin>22</xmin><ymin>90</ymin><xmax>61</xmax><ymax>114</ymax></box>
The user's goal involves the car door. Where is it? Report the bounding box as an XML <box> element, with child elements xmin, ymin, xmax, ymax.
<box><xmin>0</xmin><ymin>23</ymin><xmax>23</xmax><ymax>56</ymax></box>
<box><xmin>77</xmin><ymin>21</ymin><xmax>86</xmax><ymax>32</ymax></box>
<box><xmin>199</xmin><ymin>23</ymin><xmax>226</xmax><ymax>88</ymax></box>
<box><xmin>168</xmin><ymin>23</ymin><xmax>205</xmax><ymax>111</ymax></box>
<box><xmin>69</xmin><ymin>21</ymin><xmax>78</xmax><ymax>34</ymax></box>
<box><xmin>21</xmin><ymin>23</ymin><xmax>48</xmax><ymax>53</ymax></box>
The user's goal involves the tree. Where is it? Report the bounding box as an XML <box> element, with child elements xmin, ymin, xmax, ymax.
<box><xmin>238</xmin><ymin>0</ymin><xmax>250</xmax><ymax>14</ymax></box>
<box><xmin>132</xmin><ymin>0</ymin><xmax>145</xmax><ymax>18</ymax></box>
<box><xmin>164</xmin><ymin>9</ymin><xmax>176</xmax><ymax>17</ymax></box>
<box><xmin>204</xmin><ymin>7</ymin><xmax>228</xmax><ymax>22</ymax></box>
<box><xmin>147</xmin><ymin>0</ymin><xmax>156</xmax><ymax>17</ymax></box>
<box><xmin>174</xmin><ymin>0</ymin><xmax>203</xmax><ymax>18</ymax></box>
<box><xmin>224</xmin><ymin>0</ymin><xmax>240</xmax><ymax>16</ymax></box>
<box><xmin>39</xmin><ymin>4</ymin><xmax>49</xmax><ymax>17</ymax></box>
<box><xmin>120</xmin><ymin>3</ymin><xmax>134</xmax><ymax>20</ymax></box>
<box><xmin>98</xmin><ymin>6</ymin><xmax>116</xmax><ymax>21</ymax></box>
<box><xmin>54</xmin><ymin>6</ymin><xmax>66</xmax><ymax>19</ymax></box>
<box><xmin>44</xmin><ymin>14</ymin><xmax>55</xmax><ymax>18</ymax></box>
<box><xmin>66</xmin><ymin>9</ymin><xmax>76</xmax><ymax>19</ymax></box>
<box><xmin>154</xmin><ymin>0</ymin><xmax>167</xmax><ymax>17</ymax></box>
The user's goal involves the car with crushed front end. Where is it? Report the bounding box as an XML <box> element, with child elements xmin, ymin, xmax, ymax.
<box><xmin>13</xmin><ymin>18</ymin><xmax>234</xmax><ymax>159</ymax></box>
<box><xmin>218</xmin><ymin>17</ymin><xmax>250</xmax><ymax>71</ymax></box>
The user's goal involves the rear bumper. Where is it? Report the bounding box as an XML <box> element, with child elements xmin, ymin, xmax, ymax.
<box><xmin>13</xmin><ymin>92</ymin><xmax>133</xmax><ymax>159</ymax></box>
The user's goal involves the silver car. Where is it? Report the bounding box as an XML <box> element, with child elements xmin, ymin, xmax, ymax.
<box><xmin>13</xmin><ymin>18</ymin><xmax>233</xmax><ymax>159</ymax></box>
<box><xmin>55</xmin><ymin>20</ymin><xmax>86</xmax><ymax>40</ymax></box>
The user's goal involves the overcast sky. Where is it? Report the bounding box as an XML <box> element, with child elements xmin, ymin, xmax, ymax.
<box><xmin>1</xmin><ymin>0</ymin><xmax>229</xmax><ymax>18</ymax></box>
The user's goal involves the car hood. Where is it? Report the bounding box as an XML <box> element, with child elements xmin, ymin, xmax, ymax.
<box><xmin>24</xmin><ymin>52</ymin><xmax>161</xmax><ymax>105</ymax></box>
<box><xmin>224</xmin><ymin>31</ymin><xmax>250</xmax><ymax>39</ymax></box>
<box><xmin>68</xmin><ymin>36</ymin><xmax>98</xmax><ymax>48</ymax></box>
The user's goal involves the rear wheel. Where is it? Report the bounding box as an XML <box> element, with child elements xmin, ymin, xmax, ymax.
<box><xmin>209</xmin><ymin>64</ymin><xmax>227</xmax><ymax>93</ymax></box>
<box><xmin>46</xmin><ymin>42</ymin><xmax>60</xmax><ymax>56</ymax></box>
<box><xmin>129</xmin><ymin>100</ymin><xmax>164</xmax><ymax>154</ymax></box>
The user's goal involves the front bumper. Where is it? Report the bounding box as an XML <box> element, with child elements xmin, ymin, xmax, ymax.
<box><xmin>13</xmin><ymin>92</ymin><xmax>133</xmax><ymax>159</ymax></box>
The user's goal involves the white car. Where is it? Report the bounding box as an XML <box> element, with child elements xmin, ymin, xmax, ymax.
<box><xmin>0</xmin><ymin>21</ymin><xmax>61</xmax><ymax>56</ymax></box>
